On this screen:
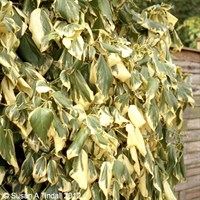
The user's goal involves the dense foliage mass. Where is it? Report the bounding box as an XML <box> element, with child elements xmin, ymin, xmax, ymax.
<box><xmin>135</xmin><ymin>0</ymin><xmax>200</xmax><ymax>48</ymax></box>
<box><xmin>0</xmin><ymin>0</ymin><xmax>194</xmax><ymax>199</ymax></box>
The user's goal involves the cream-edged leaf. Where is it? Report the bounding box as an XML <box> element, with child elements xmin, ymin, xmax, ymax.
<box><xmin>29</xmin><ymin>8</ymin><xmax>53</xmax><ymax>52</ymax></box>
<box><xmin>99</xmin><ymin>162</ymin><xmax>113</xmax><ymax>199</ymax></box>
<box><xmin>69</xmin><ymin>150</ymin><xmax>88</xmax><ymax>190</ymax></box>
<box><xmin>112</xmin><ymin>63</ymin><xmax>131</xmax><ymax>82</ymax></box>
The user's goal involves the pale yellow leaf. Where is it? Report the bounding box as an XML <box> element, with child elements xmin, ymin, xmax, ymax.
<box><xmin>128</xmin><ymin>105</ymin><xmax>146</xmax><ymax>128</ymax></box>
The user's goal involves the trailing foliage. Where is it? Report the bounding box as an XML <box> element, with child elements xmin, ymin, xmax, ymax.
<box><xmin>0</xmin><ymin>0</ymin><xmax>194</xmax><ymax>199</ymax></box>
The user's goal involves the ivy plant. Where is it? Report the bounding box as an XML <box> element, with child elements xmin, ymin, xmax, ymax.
<box><xmin>0</xmin><ymin>0</ymin><xmax>194</xmax><ymax>199</ymax></box>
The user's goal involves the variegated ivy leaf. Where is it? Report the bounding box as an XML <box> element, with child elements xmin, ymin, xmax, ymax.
<box><xmin>98</xmin><ymin>106</ymin><xmax>113</xmax><ymax>127</ymax></box>
<box><xmin>130</xmin><ymin>146</ymin><xmax>140</xmax><ymax>175</ymax></box>
<box><xmin>126</xmin><ymin>123</ymin><xmax>147</xmax><ymax>157</ymax></box>
<box><xmin>69</xmin><ymin>71</ymin><xmax>94</xmax><ymax>110</ymax></box>
<box><xmin>145</xmin><ymin>99</ymin><xmax>160</xmax><ymax>131</ymax></box>
<box><xmin>90</xmin><ymin>55</ymin><xmax>113</xmax><ymax>96</ymax></box>
<box><xmin>36</xmin><ymin>80</ymin><xmax>52</xmax><ymax>93</ymax></box>
<box><xmin>0</xmin><ymin>128</ymin><xmax>19</xmax><ymax>173</ymax></box>
<box><xmin>146</xmin><ymin>77</ymin><xmax>159</xmax><ymax>103</ymax></box>
<box><xmin>68</xmin><ymin>35</ymin><xmax>84</xmax><ymax>60</ymax></box>
<box><xmin>111</xmin><ymin>63</ymin><xmax>131</xmax><ymax>82</ymax></box>
<box><xmin>29</xmin><ymin>107</ymin><xmax>54</xmax><ymax>145</ymax></box>
<box><xmin>177</xmin><ymin>82</ymin><xmax>194</xmax><ymax>104</ymax></box>
<box><xmin>29</xmin><ymin>8</ymin><xmax>53</xmax><ymax>52</ymax></box>
<box><xmin>110</xmin><ymin>106</ymin><xmax>128</xmax><ymax>125</ymax></box>
<box><xmin>53</xmin><ymin>0</ymin><xmax>80</xmax><ymax>23</ymax></box>
<box><xmin>24</xmin><ymin>186</ymin><xmax>36</xmax><ymax>199</ymax></box>
<box><xmin>88</xmin><ymin>159</ymin><xmax>97</xmax><ymax>184</ymax></box>
<box><xmin>57</xmin><ymin>175</ymin><xmax>72</xmax><ymax>192</ymax></box>
<box><xmin>128</xmin><ymin>105</ymin><xmax>146</xmax><ymax>128</ymax></box>
<box><xmin>52</xmin><ymin>91</ymin><xmax>73</xmax><ymax>109</ymax></box>
<box><xmin>99</xmin><ymin>161</ymin><xmax>113</xmax><ymax>199</ymax></box>
<box><xmin>32</xmin><ymin>156</ymin><xmax>47</xmax><ymax>183</ymax></box>
<box><xmin>153</xmin><ymin>166</ymin><xmax>162</xmax><ymax>192</ymax></box>
<box><xmin>67</xmin><ymin>127</ymin><xmax>90</xmax><ymax>159</ymax></box>
<box><xmin>1</xmin><ymin>77</ymin><xmax>16</xmax><ymax>105</ymax></box>
<box><xmin>138</xmin><ymin>170</ymin><xmax>148</xmax><ymax>198</ymax></box>
<box><xmin>52</xmin><ymin>114</ymin><xmax>68</xmax><ymax>155</ymax></box>
<box><xmin>69</xmin><ymin>150</ymin><xmax>88</xmax><ymax>190</ymax></box>
<box><xmin>163</xmin><ymin>180</ymin><xmax>176</xmax><ymax>200</ymax></box>
<box><xmin>97</xmin><ymin>0</ymin><xmax>112</xmax><ymax>23</ymax></box>
<box><xmin>19</xmin><ymin>155</ymin><xmax>34</xmax><ymax>184</ymax></box>
<box><xmin>112</xmin><ymin>181</ymin><xmax>120</xmax><ymax>200</ymax></box>
<box><xmin>47</xmin><ymin>160</ymin><xmax>58</xmax><ymax>185</ymax></box>
<box><xmin>86</xmin><ymin>114</ymin><xmax>102</xmax><ymax>135</ymax></box>
<box><xmin>54</xmin><ymin>21</ymin><xmax>84</xmax><ymax>39</ymax></box>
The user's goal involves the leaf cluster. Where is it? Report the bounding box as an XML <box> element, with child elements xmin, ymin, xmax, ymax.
<box><xmin>0</xmin><ymin>0</ymin><xmax>194</xmax><ymax>199</ymax></box>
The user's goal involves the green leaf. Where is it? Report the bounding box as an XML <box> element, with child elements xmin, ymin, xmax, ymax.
<box><xmin>52</xmin><ymin>91</ymin><xmax>73</xmax><ymax>109</ymax></box>
<box><xmin>90</xmin><ymin>55</ymin><xmax>113</xmax><ymax>96</ymax></box>
<box><xmin>0</xmin><ymin>128</ymin><xmax>19</xmax><ymax>173</ymax></box>
<box><xmin>23</xmin><ymin>0</ymin><xmax>39</xmax><ymax>16</ymax></box>
<box><xmin>145</xmin><ymin>99</ymin><xmax>160</xmax><ymax>131</ymax></box>
<box><xmin>113</xmin><ymin>160</ymin><xmax>125</xmax><ymax>180</ymax></box>
<box><xmin>67</xmin><ymin>127</ymin><xmax>90</xmax><ymax>159</ymax></box>
<box><xmin>54</xmin><ymin>0</ymin><xmax>80</xmax><ymax>22</ymax></box>
<box><xmin>146</xmin><ymin>77</ymin><xmax>159</xmax><ymax>103</ymax></box>
<box><xmin>17</xmin><ymin>34</ymin><xmax>45</xmax><ymax>66</ymax></box>
<box><xmin>19</xmin><ymin>155</ymin><xmax>34</xmax><ymax>184</ymax></box>
<box><xmin>177</xmin><ymin>82</ymin><xmax>194</xmax><ymax>104</ymax></box>
<box><xmin>29</xmin><ymin>107</ymin><xmax>53</xmax><ymax>145</ymax></box>
<box><xmin>97</xmin><ymin>0</ymin><xmax>112</xmax><ymax>22</ymax></box>
<box><xmin>164</xmin><ymin>89</ymin><xmax>178</xmax><ymax>110</ymax></box>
